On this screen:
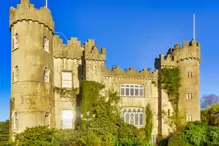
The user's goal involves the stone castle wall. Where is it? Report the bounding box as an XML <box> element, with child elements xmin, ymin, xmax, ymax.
<box><xmin>10</xmin><ymin>0</ymin><xmax>201</xmax><ymax>138</ymax></box>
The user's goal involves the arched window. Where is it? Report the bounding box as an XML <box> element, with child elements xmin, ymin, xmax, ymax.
<box><xmin>122</xmin><ymin>108</ymin><xmax>144</xmax><ymax>127</ymax></box>
<box><xmin>44</xmin><ymin>37</ymin><xmax>49</xmax><ymax>52</ymax></box>
<box><xmin>14</xmin><ymin>112</ymin><xmax>18</xmax><ymax>130</ymax></box>
<box><xmin>44</xmin><ymin>67</ymin><xmax>50</xmax><ymax>83</ymax></box>
<box><xmin>130</xmin><ymin>113</ymin><xmax>134</xmax><ymax>124</ymax></box>
<box><xmin>45</xmin><ymin>112</ymin><xmax>50</xmax><ymax>127</ymax></box>
<box><xmin>14</xmin><ymin>66</ymin><xmax>19</xmax><ymax>82</ymax></box>
<box><xmin>14</xmin><ymin>33</ymin><xmax>19</xmax><ymax>49</ymax></box>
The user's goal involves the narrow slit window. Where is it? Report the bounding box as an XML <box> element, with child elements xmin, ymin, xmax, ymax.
<box><xmin>14</xmin><ymin>33</ymin><xmax>19</xmax><ymax>49</ymax></box>
<box><xmin>44</xmin><ymin>37</ymin><xmax>49</xmax><ymax>53</ymax></box>
<box><xmin>14</xmin><ymin>66</ymin><xmax>19</xmax><ymax>82</ymax></box>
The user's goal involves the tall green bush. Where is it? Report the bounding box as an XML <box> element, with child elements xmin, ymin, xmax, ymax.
<box><xmin>145</xmin><ymin>103</ymin><xmax>153</xmax><ymax>143</ymax></box>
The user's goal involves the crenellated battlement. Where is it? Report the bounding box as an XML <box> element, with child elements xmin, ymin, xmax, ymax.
<box><xmin>53</xmin><ymin>36</ymin><xmax>84</xmax><ymax>59</ymax></box>
<box><xmin>155</xmin><ymin>53</ymin><xmax>177</xmax><ymax>69</ymax></box>
<box><xmin>10</xmin><ymin>0</ymin><xmax>54</xmax><ymax>32</ymax></box>
<box><xmin>155</xmin><ymin>40</ymin><xmax>201</xmax><ymax>69</ymax></box>
<box><xmin>102</xmin><ymin>66</ymin><xmax>158</xmax><ymax>79</ymax></box>
<box><xmin>84</xmin><ymin>40</ymin><xmax>106</xmax><ymax>61</ymax></box>
<box><xmin>173</xmin><ymin>40</ymin><xmax>201</xmax><ymax>62</ymax></box>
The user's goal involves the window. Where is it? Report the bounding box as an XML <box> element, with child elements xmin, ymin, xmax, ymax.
<box><xmin>187</xmin><ymin>72</ymin><xmax>192</xmax><ymax>78</ymax></box>
<box><xmin>61</xmin><ymin>110</ymin><xmax>73</xmax><ymax>129</ymax></box>
<box><xmin>13</xmin><ymin>33</ymin><xmax>19</xmax><ymax>49</ymax></box>
<box><xmin>122</xmin><ymin>108</ymin><xmax>144</xmax><ymax>126</ymax></box>
<box><xmin>186</xmin><ymin>93</ymin><xmax>192</xmax><ymax>100</ymax></box>
<box><xmin>152</xmin><ymin>135</ymin><xmax>157</xmax><ymax>144</ymax></box>
<box><xmin>62</xmin><ymin>72</ymin><xmax>72</xmax><ymax>88</ymax></box>
<box><xmin>13</xmin><ymin>112</ymin><xmax>18</xmax><ymax>131</ymax></box>
<box><xmin>44</xmin><ymin>37</ymin><xmax>49</xmax><ymax>52</ymax></box>
<box><xmin>14</xmin><ymin>66</ymin><xmax>19</xmax><ymax>82</ymax></box>
<box><xmin>44</xmin><ymin>67</ymin><xmax>50</xmax><ymax>83</ymax></box>
<box><xmin>187</xmin><ymin>115</ymin><xmax>192</xmax><ymax>122</ymax></box>
<box><xmin>120</xmin><ymin>84</ymin><xmax>144</xmax><ymax>96</ymax></box>
<box><xmin>45</xmin><ymin>112</ymin><xmax>50</xmax><ymax>127</ymax></box>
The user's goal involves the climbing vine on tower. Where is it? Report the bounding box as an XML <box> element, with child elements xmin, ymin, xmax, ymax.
<box><xmin>161</xmin><ymin>67</ymin><xmax>182</xmax><ymax>131</ymax></box>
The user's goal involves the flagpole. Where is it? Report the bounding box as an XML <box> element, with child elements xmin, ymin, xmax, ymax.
<box><xmin>193</xmin><ymin>13</ymin><xmax>196</xmax><ymax>41</ymax></box>
<box><xmin>46</xmin><ymin>0</ymin><xmax>48</xmax><ymax>8</ymax></box>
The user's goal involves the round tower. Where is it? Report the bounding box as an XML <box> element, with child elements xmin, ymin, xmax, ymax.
<box><xmin>175</xmin><ymin>40</ymin><xmax>201</xmax><ymax>121</ymax></box>
<box><xmin>10</xmin><ymin>0</ymin><xmax>55</xmax><ymax>133</ymax></box>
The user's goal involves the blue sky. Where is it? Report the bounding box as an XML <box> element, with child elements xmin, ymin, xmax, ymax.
<box><xmin>1</xmin><ymin>0</ymin><xmax>219</xmax><ymax>121</ymax></box>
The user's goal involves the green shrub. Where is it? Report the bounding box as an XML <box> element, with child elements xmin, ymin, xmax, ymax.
<box><xmin>14</xmin><ymin>126</ymin><xmax>56</xmax><ymax>146</ymax></box>
<box><xmin>168</xmin><ymin>135</ymin><xmax>191</xmax><ymax>146</ymax></box>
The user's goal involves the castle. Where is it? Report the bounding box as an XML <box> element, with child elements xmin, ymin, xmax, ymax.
<box><xmin>10</xmin><ymin>0</ymin><xmax>201</xmax><ymax>142</ymax></box>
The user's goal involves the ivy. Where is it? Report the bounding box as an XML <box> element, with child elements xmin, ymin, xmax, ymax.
<box><xmin>54</xmin><ymin>87</ymin><xmax>79</xmax><ymax>105</ymax></box>
<box><xmin>79</xmin><ymin>80</ymin><xmax>105</xmax><ymax>113</ymax></box>
<box><xmin>161</xmin><ymin>67</ymin><xmax>181</xmax><ymax>131</ymax></box>
<box><xmin>151</xmin><ymin>80</ymin><xmax>157</xmax><ymax>87</ymax></box>
<box><xmin>10</xmin><ymin>98</ymin><xmax>15</xmax><ymax>111</ymax></box>
<box><xmin>145</xmin><ymin>103</ymin><xmax>153</xmax><ymax>143</ymax></box>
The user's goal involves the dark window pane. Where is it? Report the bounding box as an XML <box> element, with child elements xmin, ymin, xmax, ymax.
<box><xmin>140</xmin><ymin>113</ymin><xmax>143</xmax><ymax>125</ymax></box>
<box><xmin>135</xmin><ymin>89</ymin><xmax>139</xmax><ymax>96</ymax></box>
<box><xmin>121</xmin><ymin>88</ymin><xmax>125</xmax><ymax>96</ymax></box>
<box><xmin>126</xmin><ymin>88</ymin><xmax>129</xmax><ymax>96</ymax></box>
<box><xmin>130</xmin><ymin>113</ymin><xmax>134</xmax><ymax>125</ymax></box>
<box><xmin>126</xmin><ymin>113</ymin><xmax>129</xmax><ymax>124</ymax></box>
<box><xmin>131</xmin><ymin>88</ymin><xmax>134</xmax><ymax>96</ymax></box>
<box><xmin>135</xmin><ymin>113</ymin><xmax>138</xmax><ymax>125</ymax></box>
<box><xmin>140</xmin><ymin>89</ymin><xmax>144</xmax><ymax>96</ymax></box>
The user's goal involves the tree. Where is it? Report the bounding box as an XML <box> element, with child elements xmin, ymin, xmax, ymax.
<box><xmin>0</xmin><ymin>120</ymin><xmax>9</xmax><ymax>145</ymax></box>
<box><xmin>201</xmin><ymin>94</ymin><xmax>219</xmax><ymax>109</ymax></box>
<box><xmin>179</xmin><ymin>122</ymin><xmax>219</xmax><ymax>146</ymax></box>
<box><xmin>80</xmin><ymin>81</ymin><xmax>144</xmax><ymax>145</ymax></box>
<box><xmin>201</xmin><ymin>104</ymin><xmax>219</xmax><ymax>126</ymax></box>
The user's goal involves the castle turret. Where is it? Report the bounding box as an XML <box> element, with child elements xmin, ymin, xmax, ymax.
<box><xmin>10</xmin><ymin>0</ymin><xmax>55</xmax><ymax>134</ymax></box>
<box><xmin>174</xmin><ymin>40</ymin><xmax>201</xmax><ymax>121</ymax></box>
<box><xmin>155</xmin><ymin>40</ymin><xmax>201</xmax><ymax>135</ymax></box>
<box><xmin>84</xmin><ymin>40</ymin><xmax>106</xmax><ymax>82</ymax></box>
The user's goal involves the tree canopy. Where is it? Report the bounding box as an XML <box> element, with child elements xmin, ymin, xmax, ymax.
<box><xmin>0</xmin><ymin>120</ymin><xmax>9</xmax><ymax>145</ymax></box>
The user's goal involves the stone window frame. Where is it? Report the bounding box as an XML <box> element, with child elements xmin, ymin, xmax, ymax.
<box><xmin>44</xmin><ymin>67</ymin><xmax>50</xmax><ymax>83</ymax></box>
<box><xmin>120</xmin><ymin>84</ymin><xmax>144</xmax><ymax>97</ymax></box>
<box><xmin>13</xmin><ymin>66</ymin><xmax>19</xmax><ymax>82</ymax></box>
<box><xmin>43</xmin><ymin>36</ymin><xmax>50</xmax><ymax>53</ymax></box>
<box><xmin>61</xmin><ymin>109</ymin><xmax>74</xmax><ymax>129</ymax></box>
<box><xmin>187</xmin><ymin>115</ymin><xmax>193</xmax><ymax>122</ymax></box>
<box><xmin>122</xmin><ymin>108</ymin><xmax>144</xmax><ymax>127</ymax></box>
<box><xmin>61</xmin><ymin>71</ymin><xmax>73</xmax><ymax>88</ymax></box>
<box><xmin>187</xmin><ymin>72</ymin><xmax>192</xmax><ymax>78</ymax></box>
<box><xmin>152</xmin><ymin>135</ymin><xmax>157</xmax><ymax>144</ymax></box>
<box><xmin>13</xmin><ymin>112</ymin><xmax>18</xmax><ymax>131</ymax></box>
<box><xmin>45</xmin><ymin>112</ymin><xmax>50</xmax><ymax>128</ymax></box>
<box><xmin>186</xmin><ymin>93</ymin><xmax>193</xmax><ymax>100</ymax></box>
<box><xmin>13</xmin><ymin>33</ymin><xmax>19</xmax><ymax>50</ymax></box>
